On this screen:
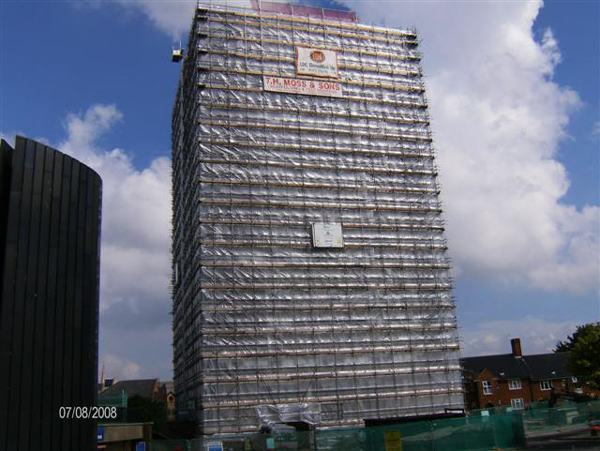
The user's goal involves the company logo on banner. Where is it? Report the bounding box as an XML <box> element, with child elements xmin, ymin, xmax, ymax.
<box><xmin>310</xmin><ymin>50</ymin><xmax>325</xmax><ymax>62</ymax></box>
<box><xmin>263</xmin><ymin>76</ymin><xmax>342</xmax><ymax>98</ymax></box>
<box><xmin>296</xmin><ymin>46</ymin><xmax>338</xmax><ymax>78</ymax></box>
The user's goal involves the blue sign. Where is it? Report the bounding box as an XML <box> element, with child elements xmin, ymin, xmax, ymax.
<box><xmin>136</xmin><ymin>442</ymin><xmax>147</xmax><ymax>451</ymax></box>
<box><xmin>97</xmin><ymin>426</ymin><xmax>105</xmax><ymax>442</ymax></box>
<box><xmin>207</xmin><ymin>441</ymin><xmax>223</xmax><ymax>451</ymax></box>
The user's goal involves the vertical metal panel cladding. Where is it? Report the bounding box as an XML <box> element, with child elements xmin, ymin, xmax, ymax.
<box><xmin>0</xmin><ymin>136</ymin><xmax>101</xmax><ymax>451</ymax></box>
<box><xmin>172</xmin><ymin>2</ymin><xmax>464</xmax><ymax>435</ymax></box>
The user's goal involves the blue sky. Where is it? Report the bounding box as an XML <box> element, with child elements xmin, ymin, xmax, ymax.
<box><xmin>1</xmin><ymin>2</ymin><xmax>178</xmax><ymax>166</ymax></box>
<box><xmin>1</xmin><ymin>0</ymin><xmax>598</xmax><ymax>380</ymax></box>
<box><xmin>535</xmin><ymin>0</ymin><xmax>599</xmax><ymax>209</ymax></box>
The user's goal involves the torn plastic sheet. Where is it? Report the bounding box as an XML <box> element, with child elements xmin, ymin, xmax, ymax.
<box><xmin>256</xmin><ymin>403</ymin><xmax>322</xmax><ymax>427</ymax></box>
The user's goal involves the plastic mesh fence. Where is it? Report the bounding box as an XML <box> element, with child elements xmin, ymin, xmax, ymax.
<box><xmin>150</xmin><ymin>401</ymin><xmax>600</xmax><ymax>451</ymax></box>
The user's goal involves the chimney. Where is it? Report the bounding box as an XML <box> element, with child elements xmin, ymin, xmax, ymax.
<box><xmin>511</xmin><ymin>338</ymin><xmax>522</xmax><ymax>357</ymax></box>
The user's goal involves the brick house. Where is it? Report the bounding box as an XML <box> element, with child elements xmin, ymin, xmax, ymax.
<box><xmin>461</xmin><ymin>338</ymin><xmax>592</xmax><ymax>411</ymax></box>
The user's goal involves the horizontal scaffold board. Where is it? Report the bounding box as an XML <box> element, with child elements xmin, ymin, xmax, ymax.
<box><xmin>200</xmin><ymin>9</ymin><xmax>419</xmax><ymax>41</ymax></box>
<box><xmin>198</xmin><ymin>283</ymin><xmax>452</xmax><ymax>290</ymax></box>
<box><xmin>197</xmin><ymin>178</ymin><xmax>440</xmax><ymax>195</ymax></box>
<box><xmin>200</xmin><ymin>261</ymin><xmax>449</xmax><ymax>269</ymax></box>
<box><xmin>198</xmin><ymin>139</ymin><xmax>435</xmax><ymax>159</ymax></box>
<box><xmin>200</xmin><ymin>387</ymin><xmax>463</xmax><ymax>409</ymax></box>
<box><xmin>197</xmin><ymin>119</ymin><xmax>432</xmax><ymax>141</ymax></box>
<box><xmin>197</xmin><ymin>84</ymin><xmax>429</xmax><ymax>108</ymax></box>
<box><xmin>201</xmin><ymin>322</ymin><xmax>455</xmax><ymax>334</ymax></box>
<box><xmin>195</xmin><ymin>157</ymin><xmax>437</xmax><ymax>175</ymax></box>
<box><xmin>201</xmin><ymin>303</ymin><xmax>455</xmax><ymax>312</ymax></box>
<box><xmin>202</xmin><ymin>362</ymin><xmax>460</xmax><ymax>383</ymax></box>
<box><xmin>197</xmin><ymin>46</ymin><xmax>421</xmax><ymax>78</ymax></box>
<box><xmin>197</xmin><ymin>197</ymin><xmax>442</xmax><ymax>211</ymax></box>
<box><xmin>197</xmin><ymin>29</ymin><xmax>420</xmax><ymax>63</ymax></box>
<box><xmin>198</xmin><ymin>219</ymin><xmax>445</xmax><ymax>231</ymax></box>
<box><xmin>197</xmin><ymin>101</ymin><xmax>429</xmax><ymax>124</ymax></box>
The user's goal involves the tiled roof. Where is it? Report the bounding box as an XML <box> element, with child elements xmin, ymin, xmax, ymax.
<box><xmin>99</xmin><ymin>379</ymin><xmax>157</xmax><ymax>400</ymax></box>
<box><xmin>524</xmin><ymin>353</ymin><xmax>571</xmax><ymax>380</ymax></box>
<box><xmin>461</xmin><ymin>352</ymin><xmax>571</xmax><ymax>380</ymax></box>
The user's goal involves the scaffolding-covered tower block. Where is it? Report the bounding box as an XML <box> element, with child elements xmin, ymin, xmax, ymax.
<box><xmin>171</xmin><ymin>0</ymin><xmax>464</xmax><ymax>435</ymax></box>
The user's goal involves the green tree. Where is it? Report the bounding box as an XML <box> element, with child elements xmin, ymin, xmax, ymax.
<box><xmin>567</xmin><ymin>322</ymin><xmax>600</xmax><ymax>390</ymax></box>
<box><xmin>554</xmin><ymin>323</ymin><xmax>596</xmax><ymax>352</ymax></box>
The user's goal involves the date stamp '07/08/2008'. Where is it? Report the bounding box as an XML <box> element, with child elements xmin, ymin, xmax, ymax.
<box><xmin>58</xmin><ymin>406</ymin><xmax>118</xmax><ymax>420</ymax></box>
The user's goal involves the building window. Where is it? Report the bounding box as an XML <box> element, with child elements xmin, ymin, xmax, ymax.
<box><xmin>540</xmin><ymin>380</ymin><xmax>553</xmax><ymax>391</ymax></box>
<box><xmin>511</xmin><ymin>398</ymin><xmax>525</xmax><ymax>410</ymax></box>
<box><xmin>509</xmin><ymin>379</ymin><xmax>522</xmax><ymax>390</ymax></box>
<box><xmin>482</xmin><ymin>380</ymin><xmax>493</xmax><ymax>395</ymax></box>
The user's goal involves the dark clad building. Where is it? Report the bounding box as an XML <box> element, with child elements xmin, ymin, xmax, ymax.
<box><xmin>0</xmin><ymin>136</ymin><xmax>102</xmax><ymax>451</ymax></box>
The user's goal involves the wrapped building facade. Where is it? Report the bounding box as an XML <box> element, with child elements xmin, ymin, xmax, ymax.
<box><xmin>172</xmin><ymin>1</ymin><xmax>463</xmax><ymax>435</ymax></box>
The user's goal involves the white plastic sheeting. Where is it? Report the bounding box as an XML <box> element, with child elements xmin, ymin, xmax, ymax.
<box><xmin>256</xmin><ymin>403</ymin><xmax>322</xmax><ymax>427</ymax></box>
<box><xmin>172</xmin><ymin>2</ymin><xmax>463</xmax><ymax>435</ymax></box>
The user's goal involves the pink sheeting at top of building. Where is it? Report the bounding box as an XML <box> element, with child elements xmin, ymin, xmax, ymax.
<box><xmin>250</xmin><ymin>0</ymin><xmax>358</xmax><ymax>22</ymax></box>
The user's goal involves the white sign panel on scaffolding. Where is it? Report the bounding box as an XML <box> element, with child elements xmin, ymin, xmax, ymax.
<box><xmin>263</xmin><ymin>76</ymin><xmax>343</xmax><ymax>98</ymax></box>
<box><xmin>296</xmin><ymin>46</ymin><xmax>339</xmax><ymax>78</ymax></box>
<box><xmin>312</xmin><ymin>223</ymin><xmax>344</xmax><ymax>248</ymax></box>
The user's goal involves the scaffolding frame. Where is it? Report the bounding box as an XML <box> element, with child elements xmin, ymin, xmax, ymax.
<box><xmin>172</xmin><ymin>1</ymin><xmax>463</xmax><ymax>435</ymax></box>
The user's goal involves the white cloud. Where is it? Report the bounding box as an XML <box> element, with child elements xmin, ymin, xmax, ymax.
<box><xmin>101</xmin><ymin>324</ymin><xmax>173</xmax><ymax>380</ymax></box>
<box><xmin>94</xmin><ymin>0</ymin><xmax>599</xmax><ymax>295</ymax></box>
<box><xmin>461</xmin><ymin>317</ymin><xmax>577</xmax><ymax>357</ymax></box>
<box><xmin>59</xmin><ymin>105</ymin><xmax>171</xmax><ymax>311</ymax></box>
<box><xmin>57</xmin><ymin>104</ymin><xmax>173</xmax><ymax>378</ymax></box>
<box><xmin>53</xmin><ymin>0</ymin><xmax>599</xmax><ymax>378</ymax></box>
<box><xmin>106</xmin><ymin>0</ymin><xmax>251</xmax><ymax>40</ymax></box>
<box><xmin>114</xmin><ymin>0</ymin><xmax>195</xmax><ymax>40</ymax></box>
<box><xmin>342</xmin><ymin>0</ymin><xmax>599</xmax><ymax>295</ymax></box>
<box><xmin>103</xmin><ymin>353</ymin><xmax>143</xmax><ymax>379</ymax></box>
<box><xmin>3</xmin><ymin>109</ymin><xmax>173</xmax><ymax>381</ymax></box>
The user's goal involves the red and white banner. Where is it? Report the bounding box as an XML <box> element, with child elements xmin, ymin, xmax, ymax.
<box><xmin>296</xmin><ymin>46</ymin><xmax>339</xmax><ymax>78</ymax></box>
<box><xmin>263</xmin><ymin>76</ymin><xmax>343</xmax><ymax>98</ymax></box>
